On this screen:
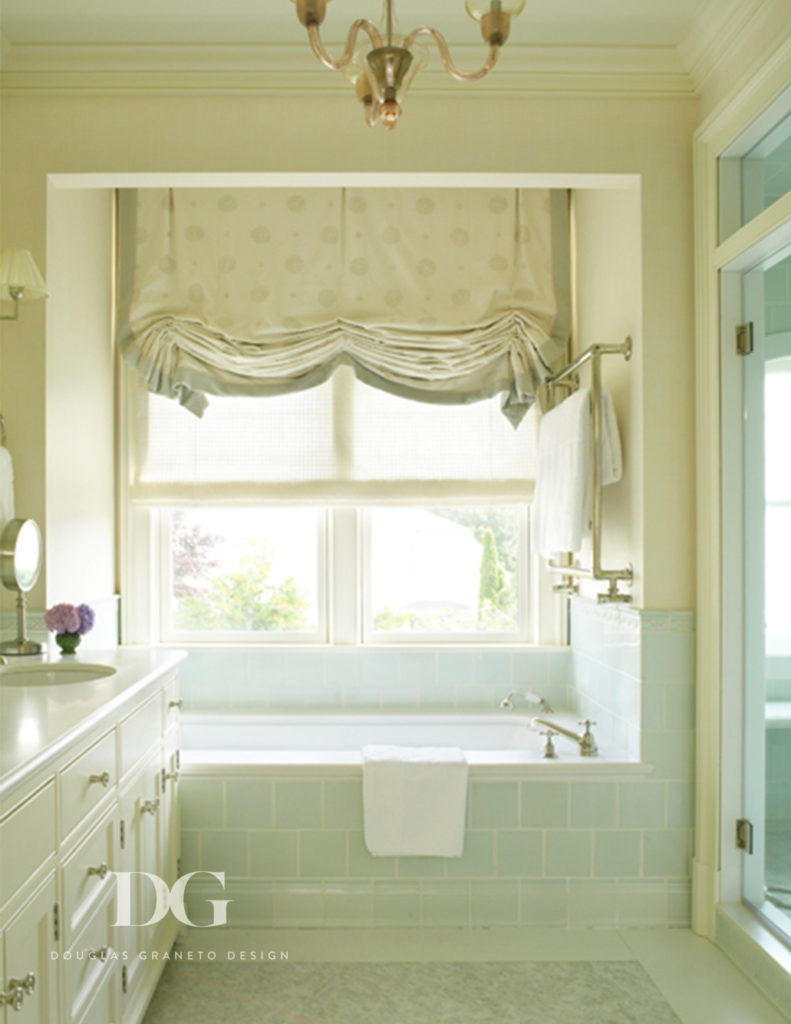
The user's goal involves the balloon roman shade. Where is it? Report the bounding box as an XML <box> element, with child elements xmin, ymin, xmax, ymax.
<box><xmin>117</xmin><ymin>186</ymin><xmax>570</xmax><ymax>504</ymax></box>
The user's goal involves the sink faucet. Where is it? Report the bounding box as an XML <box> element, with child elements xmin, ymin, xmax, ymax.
<box><xmin>531</xmin><ymin>717</ymin><xmax>598</xmax><ymax>757</ymax></box>
<box><xmin>0</xmin><ymin>656</ymin><xmax>7</xmax><ymax>666</ymax></box>
<box><xmin>500</xmin><ymin>690</ymin><xmax>554</xmax><ymax>714</ymax></box>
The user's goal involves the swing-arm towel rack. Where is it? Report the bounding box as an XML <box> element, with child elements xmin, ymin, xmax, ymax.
<box><xmin>544</xmin><ymin>336</ymin><xmax>633</xmax><ymax>604</ymax></box>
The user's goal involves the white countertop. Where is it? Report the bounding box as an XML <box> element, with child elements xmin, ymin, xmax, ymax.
<box><xmin>0</xmin><ymin>647</ymin><xmax>185</xmax><ymax>801</ymax></box>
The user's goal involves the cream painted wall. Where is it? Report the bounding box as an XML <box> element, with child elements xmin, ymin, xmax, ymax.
<box><xmin>572</xmin><ymin>185</ymin><xmax>645</xmax><ymax>602</ymax></box>
<box><xmin>45</xmin><ymin>185</ymin><xmax>114</xmax><ymax>607</ymax></box>
<box><xmin>0</xmin><ymin>89</ymin><xmax>698</xmax><ymax>612</ymax></box>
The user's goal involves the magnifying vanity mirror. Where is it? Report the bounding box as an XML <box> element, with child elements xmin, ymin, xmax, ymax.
<box><xmin>0</xmin><ymin>517</ymin><xmax>43</xmax><ymax>655</ymax></box>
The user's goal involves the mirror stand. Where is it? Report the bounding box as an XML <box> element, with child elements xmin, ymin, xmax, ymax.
<box><xmin>0</xmin><ymin>590</ymin><xmax>41</xmax><ymax>656</ymax></box>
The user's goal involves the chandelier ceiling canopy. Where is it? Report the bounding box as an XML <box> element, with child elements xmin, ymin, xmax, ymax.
<box><xmin>289</xmin><ymin>0</ymin><xmax>526</xmax><ymax>129</ymax></box>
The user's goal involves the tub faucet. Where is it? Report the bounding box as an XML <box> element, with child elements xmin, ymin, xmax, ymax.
<box><xmin>0</xmin><ymin>656</ymin><xmax>7</xmax><ymax>666</ymax></box>
<box><xmin>531</xmin><ymin>717</ymin><xmax>598</xmax><ymax>757</ymax></box>
<box><xmin>500</xmin><ymin>690</ymin><xmax>554</xmax><ymax>714</ymax></box>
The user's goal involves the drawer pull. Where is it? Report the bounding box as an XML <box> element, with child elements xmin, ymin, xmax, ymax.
<box><xmin>88</xmin><ymin>946</ymin><xmax>111</xmax><ymax>962</ymax></box>
<box><xmin>161</xmin><ymin>769</ymin><xmax>180</xmax><ymax>786</ymax></box>
<box><xmin>168</xmin><ymin>699</ymin><xmax>183</xmax><ymax>710</ymax></box>
<box><xmin>2</xmin><ymin>972</ymin><xmax>36</xmax><ymax>1009</ymax></box>
<box><xmin>88</xmin><ymin>771</ymin><xmax>111</xmax><ymax>788</ymax></box>
<box><xmin>87</xmin><ymin>862</ymin><xmax>109</xmax><ymax>879</ymax></box>
<box><xmin>140</xmin><ymin>798</ymin><xmax>160</xmax><ymax>815</ymax></box>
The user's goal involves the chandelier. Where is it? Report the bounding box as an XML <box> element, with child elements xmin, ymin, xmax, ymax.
<box><xmin>289</xmin><ymin>0</ymin><xmax>526</xmax><ymax>130</ymax></box>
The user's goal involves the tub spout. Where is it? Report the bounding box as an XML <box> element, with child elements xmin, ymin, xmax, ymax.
<box><xmin>530</xmin><ymin>717</ymin><xmax>598</xmax><ymax>757</ymax></box>
<box><xmin>499</xmin><ymin>690</ymin><xmax>554</xmax><ymax>713</ymax></box>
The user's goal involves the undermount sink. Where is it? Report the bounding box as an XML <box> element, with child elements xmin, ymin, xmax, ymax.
<box><xmin>0</xmin><ymin>663</ymin><xmax>117</xmax><ymax>687</ymax></box>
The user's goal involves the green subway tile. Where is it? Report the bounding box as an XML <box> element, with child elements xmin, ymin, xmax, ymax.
<box><xmin>642</xmin><ymin>630</ymin><xmax>695</xmax><ymax>683</ymax></box>
<box><xmin>616</xmin><ymin>880</ymin><xmax>668</xmax><ymax>926</ymax></box>
<box><xmin>323</xmin><ymin>780</ymin><xmax>363</xmax><ymax>829</ymax></box>
<box><xmin>619</xmin><ymin>782</ymin><xmax>665</xmax><ymax>828</ymax></box>
<box><xmin>447</xmin><ymin>831</ymin><xmax>495</xmax><ymax>877</ymax></box>
<box><xmin>399</xmin><ymin>651</ymin><xmax>437</xmax><ymax>686</ymax></box>
<box><xmin>545</xmin><ymin>831</ymin><xmax>592</xmax><ymax>877</ymax></box>
<box><xmin>225</xmin><ymin>779</ymin><xmax>274</xmax><ymax>828</ymax></box>
<box><xmin>474</xmin><ymin>651</ymin><xmax>511</xmax><ymax>686</ymax></box>
<box><xmin>519</xmin><ymin>880</ymin><xmax>568</xmax><ymax>927</ymax></box>
<box><xmin>593</xmin><ymin>831</ymin><xmax>641</xmax><ymax>877</ymax></box>
<box><xmin>666</xmin><ymin>782</ymin><xmax>694</xmax><ymax>827</ymax></box>
<box><xmin>274</xmin><ymin>780</ymin><xmax>322</xmax><ymax>828</ymax></box>
<box><xmin>642</xmin><ymin>829</ymin><xmax>692</xmax><ymax>877</ymax></box>
<box><xmin>470</xmin><ymin>880</ymin><xmax>519</xmax><ymax>926</ymax></box>
<box><xmin>202</xmin><ymin>829</ymin><xmax>248</xmax><ymax>877</ymax></box>
<box><xmin>470</xmin><ymin>781</ymin><xmax>519</xmax><ymax>828</ymax></box>
<box><xmin>570</xmin><ymin>783</ymin><xmax>617</xmax><ymax>828</ymax></box>
<box><xmin>436</xmin><ymin>652</ymin><xmax>473</xmax><ymax>686</ymax></box>
<box><xmin>323</xmin><ymin>883</ymin><xmax>373</xmax><ymax>926</ymax></box>
<box><xmin>285</xmin><ymin>651</ymin><xmax>325</xmax><ymax>687</ymax></box>
<box><xmin>180</xmin><ymin>830</ymin><xmax>201</xmax><ymax>874</ymax></box>
<box><xmin>373</xmin><ymin>883</ymin><xmax>421</xmax><ymax>925</ymax></box>
<box><xmin>361</xmin><ymin>651</ymin><xmax>400</xmax><ymax>687</ymax></box>
<box><xmin>300</xmin><ymin>831</ymin><xmax>348</xmax><ymax>877</ymax></box>
<box><xmin>421</xmin><ymin>882</ymin><xmax>470</xmax><ymax>926</ymax></box>
<box><xmin>348</xmin><ymin>832</ymin><xmax>396</xmax><ymax>877</ymax></box>
<box><xmin>644</xmin><ymin>731</ymin><xmax>694</xmax><ymax>781</ymax></box>
<box><xmin>511</xmin><ymin>651</ymin><xmax>549</xmax><ymax>689</ymax></box>
<box><xmin>272</xmin><ymin>883</ymin><xmax>324</xmax><ymax>927</ymax></box>
<box><xmin>496</xmin><ymin>831</ymin><xmax>543</xmax><ymax>877</ymax></box>
<box><xmin>180</xmin><ymin>779</ymin><xmax>223</xmax><ymax>828</ymax></box>
<box><xmin>641</xmin><ymin>683</ymin><xmax>666</xmax><ymax>729</ymax></box>
<box><xmin>667</xmin><ymin>881</ymin><xmax>692</xmax><ymax>926</ymax></box>
<box><xmin>249</xmin><ymin>831</ymin><xmax>299</xmax><ymax>878</ymax></box>
<box><xmin>325</xmin><ymin>650</ymin><xmax>362</xmax><ymax>688</ymax></box>
<box><xmin>229</xmin><ymin>677</ymin><xmax>269</xmax><ymax>711</ymax></box>
<box><xmin>521</xmin><ymin>782</ymin><xmax>568</xmax><ymax>827</ymax></box>
<box><xmin>224</xmin><ymin>885</ymin><xmax>273</xmax><ymax>928</ymax></box>
<box><xmin>665</xmin><ymin>683</ymin><xmax>695</xmax><ymax>730</ymax></box>
<box><xmin>396</xmin><ymin>855</ymin><xmax>446</xmax><ymax>878</ymax></box>
<box><xmin>568</xmin><ymin>880</ymin><xmax>617</xmax><ymax>926</ymax></box>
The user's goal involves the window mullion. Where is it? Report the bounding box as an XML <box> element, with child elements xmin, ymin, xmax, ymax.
<box><xmin>330</xmin><ymin>506</ymin><xmax>360</xmax><ymax>644</ymax></box>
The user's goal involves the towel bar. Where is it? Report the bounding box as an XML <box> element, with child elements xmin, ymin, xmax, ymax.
<box><xmin>545</xmin><ymin>336</ymin><xmax>633</xmax><ymax>604</ymax></box>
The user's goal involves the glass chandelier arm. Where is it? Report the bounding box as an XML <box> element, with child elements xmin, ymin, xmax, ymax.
<box><xmin>306</xmin><ymin>19</ymin><xmax>382</xmax><ymax>71</ymax></box>
<box><xmin>402</xmin><ymin>26</ymin><xmax>500</xmax><ymax>82</ymax></box>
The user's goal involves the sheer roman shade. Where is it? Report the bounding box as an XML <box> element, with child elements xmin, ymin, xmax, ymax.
<box><xmin>117</xmin><ymin>187</ymin><xmax>570</xmax><ymax>426</ymax></box>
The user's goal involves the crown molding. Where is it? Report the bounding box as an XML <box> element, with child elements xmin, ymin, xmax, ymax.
<box><xmin>0</xmin><ymin>41</ymin><xmax>693</xmax><ymax>97</ymax></box>
<box><xmin>677</xmin><ymin>0</ymin><xmax>776</xmax><ymax>92</ymax></box>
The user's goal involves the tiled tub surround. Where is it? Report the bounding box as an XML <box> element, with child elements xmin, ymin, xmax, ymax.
<box><xmin>176</xmin><ymin>600</ymin><xmax>696</xmax><ymax>930</ymax></box>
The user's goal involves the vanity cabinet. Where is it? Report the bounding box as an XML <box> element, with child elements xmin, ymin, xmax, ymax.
<box><xmin>0</xmin><ymin>660</ymin><xmax>181</xmax><ymax>1024</ymax></box>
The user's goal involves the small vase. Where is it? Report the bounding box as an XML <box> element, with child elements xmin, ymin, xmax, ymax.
<box><xmin>55</xmin><ymin>632</ymin><xmax>81</xmax><ymax>655</ymax></box>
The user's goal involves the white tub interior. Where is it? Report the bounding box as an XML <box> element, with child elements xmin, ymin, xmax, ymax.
<box><xmin>179</xmin><ymin>712</ymin><xmax>644</xmax><ymax>772</ymax></box>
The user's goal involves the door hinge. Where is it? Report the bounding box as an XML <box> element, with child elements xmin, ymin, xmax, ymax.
<box><xmin>121</xmin><ymin>965</ymin><xmax>128</xmax><ymax>995</ymax></box>
<box><xmin>736</xmin><ymin>322</ymin><xmax>754</xmax><ymax>355</ymax></box>
<box><xmin>176</xmin><ymin>749</ymin><xmax>181</xmax><ymax>770</ymax></box>
<box><xmin>53</xmin><ymin>902</ymin><xmax>60</xmax><ymax>942</ymax></box>
<box><xmin>120</xmin><ymin>818</ymin><xmax>126</xmax><ymax>850</ymax></box>
<box><xmin>177</xmin><ymin>857</ymin><xmax>182</xmax><ymax>878</ymax></box>
<box><xmin>736</xmin><ymin>818</ymin><xmax>754</xmax><ymax>853</ymax></box>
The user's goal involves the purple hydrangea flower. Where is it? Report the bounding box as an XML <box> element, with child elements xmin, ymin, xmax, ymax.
<box><xmin>44</xmin><ymin>603</ymin><xmax>81</xmax><ymax>635</ymax></box>
<box><xmin>77</xmin><ymin>603</ymin><xmax>95</xmax><ymax>636</ymax></box>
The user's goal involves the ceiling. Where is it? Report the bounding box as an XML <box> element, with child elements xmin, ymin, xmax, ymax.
<box><xmin>0</xmin><ymin>0</ymin><xmax>713</xmax><ymax>49</ymax></box>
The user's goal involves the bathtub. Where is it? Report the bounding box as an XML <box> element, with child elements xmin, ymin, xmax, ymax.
<box><xmin>180</xmin><ymin>712</ymin><xmax>647</xmax><ymax>777</ymax></box>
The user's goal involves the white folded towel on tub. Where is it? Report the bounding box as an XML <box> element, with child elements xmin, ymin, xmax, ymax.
<box><xmin>532</xmin><ymin>387</ymin><xmax>622</xmax><ymax>557</ymax></box>
<box><xmin>362</xmin><ymin>745</ymin><xmax>468</xmax><ymax>858</ymax></box>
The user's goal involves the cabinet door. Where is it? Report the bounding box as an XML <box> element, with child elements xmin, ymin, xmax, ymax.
<box><xmin>2</xmin><ymin>874</ymin><xmax>58</xmax><ymax>1023</ymax></box>
<box><xmin>116</xmin><ymin>749</ymin><xmax>162</xmax><ymax>1013</ymax></box>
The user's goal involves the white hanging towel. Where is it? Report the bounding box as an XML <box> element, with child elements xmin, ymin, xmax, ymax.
<box><xmin>532</xmin><ymin>387</ymin><xmax>622</xmax><ymax>557</ymax></box>
<box><xmin>362</xmin><ymin>745</ymin><xmax>468</xmax><ymax>858</ymax></box>
<box><xmin>0</xmin><ymin>447</ymin><xmax>15</xmax><ymax>534</ymax></box>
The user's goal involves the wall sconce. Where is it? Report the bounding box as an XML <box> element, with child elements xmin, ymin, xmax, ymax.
<box><xmin>0</xmin><ymin>249</ymin><xmax>48</xmax><ymax>321</ymax></box>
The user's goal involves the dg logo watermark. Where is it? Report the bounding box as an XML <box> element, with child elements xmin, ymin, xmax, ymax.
<box><xmin>112</xmin><ymin>871</ymin><xmax>231</xmax><ymax>928</ymax></box>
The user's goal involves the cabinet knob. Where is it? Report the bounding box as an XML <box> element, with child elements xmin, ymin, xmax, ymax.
<box><xmin>88</xmin><ymin>771</ymin><xmax>111</xmax><ymax>788</ymax></box>
<box><xmin>168</xmin><ymin>699</ymin><xmax>183</xmax><ymax>710</ymax></box>
<box><xmin>1</xmin><ymin>972</ymin><xmax>36</xmax><ymax>1009</ymax></box>
<box><xmin>87</xmin><ymin>862</ymin><xmax>109</xmax><ymax>880</ymax></box>
<box><xmin>140</xmin><ymin>798</ymin><xmax>161</xmax><ymax>815</ymax></box>
<box><xmin>88</xmin><ymin>947</ymin><xmax>111</xmax><ymax>963</ymax></box>
<box><xmin>161</xmin><ymin>769</ymin><xmax>180</xmax><ymax>787</ymax></box>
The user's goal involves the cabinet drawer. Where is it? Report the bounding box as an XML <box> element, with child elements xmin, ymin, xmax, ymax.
<box><xmin>74</xmin><ymin>959</ymin><xmax>117</xmax><ymax>1024</ymax></box>
<box><xmin>61</xmin><ymin>812</ymin><xmax>117</xmax><ymax>944</ymax></box>
<box><xmin>64</xmin><ymin>891</ymin><xmax>117</xmax><ymax>1024</ymax></box>
<box><xmin>0</xmin><ymin>780</ymin><xmax>56</xmax><ymax>906</ymax></box>
<box><xmin>119</xmin><ymin>694</ymin><xmax>162</xmax><ymax>778</ymax></box>
<box><xmin>163</xmin><ymin>674</ymin><xmax>182</xmax><ymax>721</ymax></box>
<box><xmin>60</xmin><ymin>731</ymin><xmax>117</xmax><ymax>840</ymax></box>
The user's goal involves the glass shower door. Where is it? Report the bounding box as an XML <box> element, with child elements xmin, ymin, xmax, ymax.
<box><xmin>742</xmin><ymin>252</ymin><xmax>791</xmax><ymax>935</ymax></box>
